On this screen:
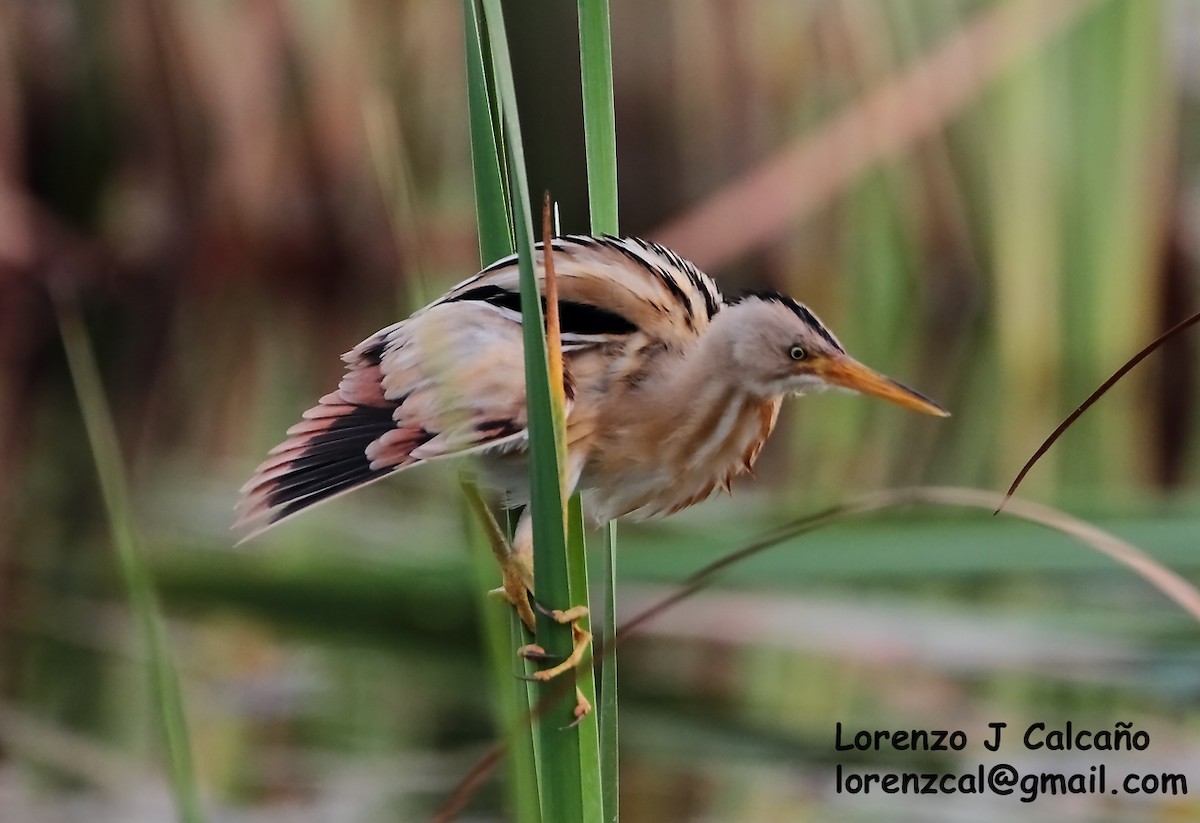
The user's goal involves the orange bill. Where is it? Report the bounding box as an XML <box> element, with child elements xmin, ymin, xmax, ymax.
<box><xmin>821</xmin><ymin>355</ymin><xmax>950</xmax><ymax>417</ymax></box>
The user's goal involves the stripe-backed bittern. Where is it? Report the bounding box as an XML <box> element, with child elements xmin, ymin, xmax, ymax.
<box><xmin>236</xmin><ymin>236</ymin><xmax>947</xmax><ymax>681</ymax></box>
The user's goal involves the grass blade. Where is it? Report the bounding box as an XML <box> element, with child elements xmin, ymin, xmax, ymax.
<box><xmin>56</xmin><ymin>301</ymin><xmax>203</xmax><ymax>823</ymax></box>
<box><xmin>577</xmin><ymin>1</ymin><xmax>620</xmax><ymax>817</ymax></box>
<box><xmin>462</xmin><ymin>3</ymin><xmax>541</xmax><ymax>820</ymax></box>
<box><xmin>566</xmin><ymin>492</ymin><xmax>603</xmax><ymax>813</ymax></box>
<box><xmin>464</xmin><ymin>0</ymin><xmax>513</xmax><ymax>262</ymax></box>
<box><xmin>598</xmin><ymin>519</ymin><xmax>619</xmax><ymax>823</ymax></box>
<box><xmin>578</xmin><ymin>0</ymin><xmax>618</xmax><ymax>235</ymax></box>
<box><xmin>542</xmin><ymin>201</ymin><xmax>602</xmax><ymax>801</ymax></box>
<box><xmin>458</xmin><ymin>477</ymin><xmax>541</xmax><ymax>823</ymax></box>
<box><xmin>480</xmin><ymin>1</ymin><xmax>602</xmax><ymax>820</ymax></box>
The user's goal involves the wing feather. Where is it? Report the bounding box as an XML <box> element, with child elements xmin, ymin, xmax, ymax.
<box><xmin>437</xmin><ymin>236</ymin><xmax>723</xmax><ymax>348</ymax></box>
<box><xmin>235</xmin><ymin>236</ymin><xmax>716</xmax><ymax>538</ymax></box>
<box><xmin>235</xmin><ymin>301</ymin><xmax>545</xmax><ymax>538</ymax></box>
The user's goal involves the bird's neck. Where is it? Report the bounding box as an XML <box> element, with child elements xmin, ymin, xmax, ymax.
<box><xmin>585</xmin><ymin>317</ymin><xmax>781</xmax><ymax>520</ymax></box>
<box><xmin>665</xmin><ymin>308</ymin><xmax>772</xmax><ymax>401</ymax></box>
<box><xmin>646</xmin><ymin>316</ymin><xmax>779</xmax><ymax>456</ymax></box>
<box><xmin>655</xmin><ymin>317</ymin><xmax>739</xmax><ymax>402</ymax></box>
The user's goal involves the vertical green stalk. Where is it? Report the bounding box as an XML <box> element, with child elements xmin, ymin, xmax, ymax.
<box><xmin>597</xmin><ymin>514</ymin><xmax>619</xmax><ymax>821</ymax></box>
<box><xmin>459</xmin><ymin>476</ymin><xmax>540</xmax><ymax>821</ymax></box>
<box><xmin>578</xmin><ymin>0</ymin><xmax>618</xmax><ymax>234</ymax></box>
<box><xmin>577</xmin><ymin>1</ymin><xmax>620</xmax><ymax>819</ymax></box>
<box><xmin>480</xmin><ymin>1</ymin><xmax>603</xmax><ymax>820</ymax></box>
<box><xmin>57</xmin><ymin>303</ymin><xmax>202</xmax><ymax>823</ymax></box>
<box><xmin>462</xmin><ymin>2</ymin><xmax>541</xmax><ymax>820</ymax></box>
<box><xmin>464</xmin><ymin>0</ymin><xmax>513</xmax><ymax>262</ymax></box>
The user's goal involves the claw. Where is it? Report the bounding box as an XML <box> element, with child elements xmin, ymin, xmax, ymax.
<box><xmin>533</xmin><ymin>599</ymin><xmax>590</xmax><ymax>625</ymax></box>
<box><xmin>517</xmin><ymin>643</ymin><xmax>558</xmax><ymax>662</ymax></box>
<box><xmin>530</xmin><ymin>609</ymin><xmax>593</xmax><ymax>683</ymax></box>
<box><xmin>560</xmin><ymin>687</ymin><xmax>592</xmax><ymax>728</ymax></box>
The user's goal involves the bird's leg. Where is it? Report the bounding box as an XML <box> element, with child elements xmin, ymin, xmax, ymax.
<box><xmin>461</xmin><ymin>480</ymin><xmax>537</xmax><ymax>631</ymax></box>
<box><xmin>461</xmin><ymin>483</ymin><xmax>593</xmax><ymax>718</ymax></box>
<box><xmin>495</xmin><ymin>550</ymin><xmax>537</xmax><ymax>634</ymax></box>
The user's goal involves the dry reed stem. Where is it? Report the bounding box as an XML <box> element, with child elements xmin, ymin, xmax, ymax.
<box><xmin>543</xmin><ymin>192</ymin><xmax>566</xmax><ymax>452</ymax></box>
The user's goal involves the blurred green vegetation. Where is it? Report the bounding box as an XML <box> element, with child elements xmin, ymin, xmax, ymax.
<box><xmin>1</xmin><ymin>1</ymin><xmax>1198</xmax><ymax>821</ymax></box>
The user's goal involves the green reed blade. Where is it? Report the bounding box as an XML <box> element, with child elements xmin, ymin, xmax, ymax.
<box><xmin>57</xmin><ymin>302</ymin><xmax>203</xmax><ymax>823</ymax></box>
<box><xmin>578</xmin><ymin>0</ymin><xmax>620</xmax><ymax>818</ymax></box>
<box><xmin>480</xmin><ymin>0</ymin><xmax>603</xmax><ymax>820</ymax></box>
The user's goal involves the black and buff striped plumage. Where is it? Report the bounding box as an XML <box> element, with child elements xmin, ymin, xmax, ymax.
<box><xmin>236</xmin><ymin>236</ymin><xmax>946</xmax><ymax>547</ymax></box>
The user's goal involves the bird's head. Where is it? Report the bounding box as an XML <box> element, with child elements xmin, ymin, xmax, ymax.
<box><xmin>723</xmin><ymin>292</ymin><xmax>948</xmax><ymax>416</ymax></box>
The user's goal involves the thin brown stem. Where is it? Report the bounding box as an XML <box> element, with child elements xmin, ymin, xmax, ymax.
<box><xmin>997</xmin><ymin>310</ymin><xmax>1200</xmax><ymax>513</ymax></box>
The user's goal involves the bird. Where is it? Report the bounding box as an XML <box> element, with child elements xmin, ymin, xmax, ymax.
<box><xmin>235</xmin><ymin>235</ymin><xmax>947</xmax><ymax>685</ymax></box>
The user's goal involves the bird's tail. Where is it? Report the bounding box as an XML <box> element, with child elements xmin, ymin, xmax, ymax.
<box><xmin>233</xmin><ymin>400</ymin><xmax>401</xmax><ymax>540</ymax></box>
<box><xmin>234</xmin><ymin>330</ymin><xmax>410</xmax><ymax>540</ymax></box>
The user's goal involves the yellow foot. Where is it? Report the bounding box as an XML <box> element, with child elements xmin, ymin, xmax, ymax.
<box><xmin>528</xmin><ymin>605</ymin><xmax>592</xmax><ymax>683</ymax></box>
<box><xmin>518</xmin><ymin>651</ymin><xmax>593</xmax><ymax>724</ymax></box>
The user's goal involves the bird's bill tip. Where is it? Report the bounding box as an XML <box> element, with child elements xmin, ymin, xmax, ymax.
<box><xmin>823</xmin><ymin>356</ymin><xmax>950</xmax><ymax>417</ymax></box>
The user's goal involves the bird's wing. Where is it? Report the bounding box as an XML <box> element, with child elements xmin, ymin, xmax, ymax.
<box><xmin>235</xmin><ymin>236</ymin><xmax>719</xmax><ymax>538</ymax></box>
<box><xmin>438</xmin><ymin>236</ymin><xmax>724</xmax><ymax>350</ymax></box>
<box><xmin>235</xmin><ymin>300</ymin><xmax>549</xmax><ymax>539</ymax></box>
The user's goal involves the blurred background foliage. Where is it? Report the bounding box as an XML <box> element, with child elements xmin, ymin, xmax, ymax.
<box><xmin>1</xmin><ymin>1</ymin><xmax>1199</xmax><ymax>821</ymax></box>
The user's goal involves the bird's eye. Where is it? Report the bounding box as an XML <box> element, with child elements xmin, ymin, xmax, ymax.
<box><xmin>789</xmin><ymin>344</ymin><xmax>807</xmax><ymax>361</ymax></box>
